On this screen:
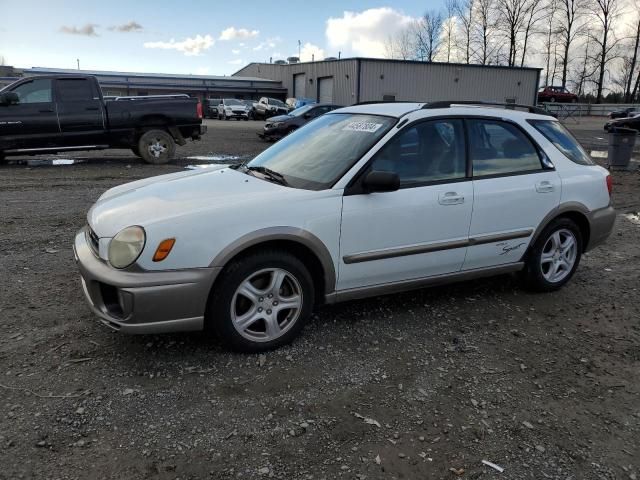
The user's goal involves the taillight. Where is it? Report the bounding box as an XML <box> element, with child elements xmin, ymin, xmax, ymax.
<box><xmin>606</xmin><ymin>174</ymin><xmax>613</xmax><ymax>196</ymax></box>
<box><xmin>196</xmin><ymin>102</ymin><xmax>203</xmax><ymax>119</ymax></box>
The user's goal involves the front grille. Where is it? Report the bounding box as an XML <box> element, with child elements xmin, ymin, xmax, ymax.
<box><xmin>87</xmin><ymin>227</ymin><xmax>100</xmax><ymax>256</ymax></box>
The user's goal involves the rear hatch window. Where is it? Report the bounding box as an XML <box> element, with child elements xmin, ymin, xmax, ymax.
<box><xmin>528</xmin><ymin>119</ymin><xmax>594</xmax><ymax>165</ymax></box>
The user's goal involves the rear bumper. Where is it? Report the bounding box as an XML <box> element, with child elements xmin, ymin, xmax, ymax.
<box><xmin>586</xmin><ymin>205</ymin><xmax>616</xmax><ymax>251</ymax></box>
<box><xmin>73</xmin><ymin>228</ymin><xmax>220</xmax><ymax>334</ymax></box>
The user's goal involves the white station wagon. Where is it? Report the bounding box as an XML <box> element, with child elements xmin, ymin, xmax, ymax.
<box><xmin>74</xmin><ymin>101</ymin><xmax>615</xmax><ymax>351</ymax></box>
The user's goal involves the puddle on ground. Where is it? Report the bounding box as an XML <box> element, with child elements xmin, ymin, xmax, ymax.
<box><xmin>590</xmin><ymin>150</ymin><xmax>608</xmax><ymax>158</ymax></box>
<box><xmin>622</xmin><ymin>212</ymin><xmax>640</xmax><ymax>226</ymax></box>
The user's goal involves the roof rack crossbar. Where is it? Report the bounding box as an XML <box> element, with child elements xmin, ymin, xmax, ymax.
<box><xmin>422</xmin><ymin>100</ymin><xmax>551</xmax><ymax>116</ymax></box>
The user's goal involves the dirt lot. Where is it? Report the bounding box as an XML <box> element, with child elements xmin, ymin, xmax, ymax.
<box><xmin>0</xmin><ymin>119</ymin><xmax>639</xmax><ymax>479</ymax></box>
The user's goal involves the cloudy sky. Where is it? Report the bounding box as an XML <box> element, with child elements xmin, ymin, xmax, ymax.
<box><xmin>0</xmin><ymin>0</ymin><xmax>441</xmax><ymax>76</ymax></box>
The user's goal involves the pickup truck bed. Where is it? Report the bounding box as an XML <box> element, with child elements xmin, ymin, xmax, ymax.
<box><xmin>0</xmin><ymin>75</ymin><xmax>206</xmax><ymax>164</ymax></box>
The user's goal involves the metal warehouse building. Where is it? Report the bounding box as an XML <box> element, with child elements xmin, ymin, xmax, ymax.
<box><xmin>19</xmin><ymin>67</ymin><xmax>287</xmax><ymax>100</ymax></box>
<box><xmin>233</xmin><ymin>58</ymin><xmax>541</xmax><ymax>106</ymax></box>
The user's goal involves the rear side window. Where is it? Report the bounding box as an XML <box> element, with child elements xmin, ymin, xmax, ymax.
<box><xmin>528</xmin><ymin>119</ymin><xmax>594</xmax><ymax>165</ymax></box>
<box><xmin>467</xmin><ymin>119</ymin><xmax>542</xmax><ymax>176</ymax></box>
<box><xmin>56</xmin><ymin>79</ymin><xmax>95</xmax><ymax>102</ymax></box>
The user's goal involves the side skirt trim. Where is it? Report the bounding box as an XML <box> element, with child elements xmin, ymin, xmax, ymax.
<box><xmin>342</xmin><ymin>229</ymin><xmax>533</xmax><ymax>264</ymax></box>
<box><xmin>325</xmin><ymin>262</ymin><xmax>524</xmax><ymax>304</ymax></box>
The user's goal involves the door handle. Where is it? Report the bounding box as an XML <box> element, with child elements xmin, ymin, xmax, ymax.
<box><xmin>535</xmin><ymin>181</ymin><xmax>555</xmax><ymax>193</ymax></box>
<box><xmin>439</xmin><ymin>191</ymin><xmax>464</xmax><ymax>205</ymax></box>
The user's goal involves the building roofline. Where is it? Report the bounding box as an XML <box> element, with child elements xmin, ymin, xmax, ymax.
<box><xmin>233</xmin><ymin>57</ymin><xmax>542</xmax><ymax>74</ymax></box>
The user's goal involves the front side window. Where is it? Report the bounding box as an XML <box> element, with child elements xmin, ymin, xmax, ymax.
<box><xmin>11</xmin><ymin>79</ymin><xmax>52</xmax><ymax>103</ymax></box>
<box><xmin>245</xmin><ymin>114</ymin><xmax>395</xmax><ymax>190</ymax></box>
<box><xmin>528</xmin><ymin>119</ymin><xmax>594</xmax><ymax>165</ymax></box>
<box><xmin>369</xmin><ymin>119</ymin><xmax>466</xmax><ymax>186</ymax></box>
<box><xmin>468</xmin><ymin>119</ymin><xmax>542</xmax><ymax>176</ymax></box>
<box><xmin>57</xmin><ymin>79</ymin><xmax>94</xmax><ymax>102</ymax></box>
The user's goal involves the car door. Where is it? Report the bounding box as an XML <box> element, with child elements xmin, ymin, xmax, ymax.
<box><xmin>338</xmin><ymin>118</ymin><xmax>474</xmax><ymax>290</ymax></box>
<box><xmin>462</xmin><ymin>118</ymin><xmax>561</xmax><ymax>270</ymax></box>
<box><xmin>0</xmin><ymin>77</ymin><xmax>60</xmax><ymax>150</ymax></box>
<box><xmin>54</xmin><ymin>77</ymin><xmax>106</xmax><ymax>146</ymax></box>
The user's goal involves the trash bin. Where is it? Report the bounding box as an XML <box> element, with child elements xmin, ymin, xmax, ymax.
<box><xmin>607</xmin><ymin>127</ymin><xmax>637</xmax><ymax>169</ymax></box>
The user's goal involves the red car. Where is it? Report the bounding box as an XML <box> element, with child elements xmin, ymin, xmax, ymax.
<box><xmin>537</xmin><ymin>86</ymin><xmax>578</xmax><ymax>103</ymax></box>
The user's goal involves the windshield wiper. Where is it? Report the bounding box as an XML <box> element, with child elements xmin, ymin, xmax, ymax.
<box><xmin>246</xmin><ymin>166</ymin><xmax>288</xmax><ymax>186</ymax></box>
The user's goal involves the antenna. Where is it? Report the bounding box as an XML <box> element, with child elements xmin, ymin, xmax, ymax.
<box><xmin>298</xmin><ymin>40</ymin><xmax>301</xmax><ymax>59</ymax></box>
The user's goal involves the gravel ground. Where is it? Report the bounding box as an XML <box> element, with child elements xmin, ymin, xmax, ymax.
<box><xmin>0</xmin><ymin>119</ymin><xmax>639</xmax><ymax>479</ymax></box>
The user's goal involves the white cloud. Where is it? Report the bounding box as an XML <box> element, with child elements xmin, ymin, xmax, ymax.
<box><xmin>195</xmin><ymin>67</ymin><xmax>211</xmax><ymax>75</ymax></box>
<box><xmin>232</xmin><ymin>49</ymin><xmax>241</xmax><ymax>55</ymax></box>
<box><xmin>253</xmin><ymin>36</ymin><xmax>281</xmax><ymax>51</ymax></box>
<box><xmin>60</xmin><ymin>24</ymin><xmax>99</xmax><ymax>36</ymax></box>
<box><xmin>228</xmin><ymin>58</ymin><xmax>244</xmax><ymax>65</ymax></box>
<box><xmin>143</xmin><ymin>34</ymin><xmax>214</xmax><ymax>56</ymax></box>
<box><xmin>219</xmin><ymin>27</ymin><xmax>259</xmax><ymax>41</ymax></box>
<box><xmin>298</xmin><ymin>43</ymin><xmax>325</xmax><ymax>62</ymax></box>
<box><xmin>326</xmin><ymin>8</ymin><xmax>416</xmax><ymax>57</ymax></box>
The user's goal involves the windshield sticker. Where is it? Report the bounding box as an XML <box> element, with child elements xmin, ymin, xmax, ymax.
<box><xmin>343</xmin><ymin>122</ymin><xmax>383</xmax><ymax>133</ymax></box>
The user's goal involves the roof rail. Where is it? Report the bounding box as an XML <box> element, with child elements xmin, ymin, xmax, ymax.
<box><xmin>422</xmin><ymin>100</ymin><xmax>551</xmax><ymax>116</ymax></box>
<box><xmin>354</xmin><ymin>100</ymin><xmax>421</xmax><ymax>106</ymax></box>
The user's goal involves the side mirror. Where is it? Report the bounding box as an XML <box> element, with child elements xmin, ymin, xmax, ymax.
<box><xmin>0</xmin><ymin>91</ymin><xmax>19</xmax><ymax>106</ymax></box>
<box><xmin>362</xmin><ymin>170</ymin><xmax>400</xmax><ymax>193</ymax></box>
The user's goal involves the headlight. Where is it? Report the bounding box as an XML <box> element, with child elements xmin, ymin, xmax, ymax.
<box><xmin>108</xmin><ymin>226</ymin><xmax>146</xmax><ymax>269</ymax></box>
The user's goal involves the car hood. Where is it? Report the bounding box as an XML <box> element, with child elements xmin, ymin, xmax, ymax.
<box><xmin>88</xmin><ymin>167</ymin><xmax>288</xmax><ymax>237</ymax></box>
<box><xmin>268</xmin><ymin>114</ymin><xmax>292</xmax><ymax>123</ymax></box>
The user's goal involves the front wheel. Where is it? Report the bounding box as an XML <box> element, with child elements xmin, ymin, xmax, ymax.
<box><xmin>521</xmin><ymin>218</ymin><xmax>582</xmax><ymax>292</ymax></box>
<box><xmin>207</xmin><ymin>250</ymin><xmax>315</xmax><ymax>352</ymax></box>
<box><xmin>137</xmin><ymin>129</ymin><xmax>176</xmax><ymax>165</ymax></box>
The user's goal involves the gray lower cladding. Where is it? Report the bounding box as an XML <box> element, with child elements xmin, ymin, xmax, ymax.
<box><xmin>585</xmin><ymin>205</ymin><xmax>616</xmax><ymax>250</ymax></box>
<box><xmin>325</xmin><ymin>262</ymin><xmax>525</xmax><ymax>304</ymax></box>
<box><xmin>342</xmin><ymin>229</ymin><xmax>534</xmax><ymax>265</ymax></box>
<box><xmin>73</xmin><ymin>228</ymin><xmax>220</xmax><ymax>334</ymax></box>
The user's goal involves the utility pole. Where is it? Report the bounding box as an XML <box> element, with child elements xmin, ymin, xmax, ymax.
<box><xmin>77</xmin><ymin>58</ymin><xmax>80</xmax><ymax>70</ymax></box>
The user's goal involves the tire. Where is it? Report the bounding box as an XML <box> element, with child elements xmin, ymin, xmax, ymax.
<box><xmin>521</xmin><ymin>217</ymin><xmax>583</xmax><ymax>292</ymax></box>
<box><xmin>137</xmin><ymin>129</ymin><xmax>176</xmax><ymax>165</ymax></box>
<box><xmin>131</xmin><ymin>146</ymin><xmax>141</xmax><ymax>158</ymax></box>
<box><xmin>207</xmin><ymin>250</ymin><xmax>315</xmax><ymax>352</ymax></box>
<box><xmin>550</xmin><ymin>97</ymin><xmax>556</xmax><ymax>102</ymax></box>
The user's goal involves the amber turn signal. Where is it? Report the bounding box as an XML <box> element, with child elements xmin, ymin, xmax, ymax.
<box><xmin>152</xmin><ymin>238</ymin><xmax>176</xmax><ymax>262</ymax></box>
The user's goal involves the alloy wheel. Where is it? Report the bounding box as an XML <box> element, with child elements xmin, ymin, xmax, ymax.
<box><xmin>540</xmin><ymin>228</ymin><xmax>577</xmax><ymax>283</ymax></box>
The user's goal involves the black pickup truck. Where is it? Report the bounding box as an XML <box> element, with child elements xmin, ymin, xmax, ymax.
<box><xmin>0</xmin><ymin>75</ymin><xmax>206</xmax><ymax>164</ymax></box>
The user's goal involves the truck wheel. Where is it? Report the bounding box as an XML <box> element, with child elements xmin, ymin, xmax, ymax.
<box><xmin>138</xmin><ymin>130</ymin><xmax>176</xmax><ymax>165</ymax></box>
<box><xmin>207</xmin><ymin>249</ymin><xmax>314</xmax><ymax>352</ymax></box>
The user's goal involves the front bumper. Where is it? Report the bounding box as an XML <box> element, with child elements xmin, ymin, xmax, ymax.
<box><xmin>586</xmin><ymin>205</ymin><xmax>616</xmax><ymax>251</ymax></box>
<box><xmin>73</xmin><ymin>228</ymin><xmax>220</xmax><ymax>334</ymax></box>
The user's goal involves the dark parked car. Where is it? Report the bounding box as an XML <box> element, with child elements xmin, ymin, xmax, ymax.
<box><xmin>254</xmin><ymin>97</ymin><xmax>289</xmax><ymax>119</ymax></box>
<box><xmin>203</xmin><ymin>98</ymin><xmax>221</xmax><ymax>118</ymax></box>
<box><xmin>608</xmin><ymin>107</ymin><xmax>639</xmax><ymax>119</ymax></box>
<box><xmin>0</xmin><ymin>75</ymin><xmax>206</xmax><ymax>164</ymax></box>
<box><xmin>259</xmin><ymin>103</ymin><xmax>342</xmax><ymax>140</ymax></box>
<box><xmin>537</xmin><ymin>86</ymin><xmax>579</xmax><ymax>103</ymax></box>
<box><xmin>604</xmin><ymin>113</ymin><xmax>640</xmax><ymax>132</ymax></box>
<box><xmin>241</xmin><ymin>100</ymin><xmax>257</xmax><ymax>119</ymax></box>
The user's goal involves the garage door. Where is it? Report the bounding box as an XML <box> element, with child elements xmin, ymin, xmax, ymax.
<box><xmin>318</xmin><ymin>77</ymin><xmax>334</xmax><ymax>103</ymax></box>
<box><xmin>294</xmin><ymin>73</ymin><xmax>306</xmax><ymax>98</ymax></box>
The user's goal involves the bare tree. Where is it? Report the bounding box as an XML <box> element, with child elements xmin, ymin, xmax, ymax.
<box><xmin>415</xmin><ymin>11</ymin><xmax>443</xmax><ymax>62</ymax></box>
<box><xmin>575</xmin><ymin>31</ymin><xmax>595</xmax><ymax>96</ymax></box>
<box><xmin>443</xmin><ymin>0</ymin><xmax>458</xmax><ymax>61</ymax></box>
<box><xmin>384</xmin><ymin>29</ymin><xmax>414</xmax><ymax>60</ymax></box>
<box><xmin>589</xmin><ymin>0</ymin><xmax>622</xmax><ymax>103</ymax></box>
<box><xmin>455</xmin><ymin>0</ymin><xmax>476</xmax><ymax>63</ymax></box>
<box><xmin>520</xmin><ymin>0</ymin><xmax>547</xmax><ymax>66</ymax></box>
<box><xmin>496</xmin><ymin>0</ymin><xmax>530</xmax><ymax>66</ymax></box>
<box><xmin>474</xmin><ymin>0</ymin><xmax>498</xmax><ymax>64</ymax></box>
<box><xmin>557</xmin><ymin>0</ymin><xmax>585</xmax><ymax>88</ymax></box>
<box><xmin>542</xmin><ymin>0</ymin><xmax>560</xmax><ymax>85</ymax></box>
<box><xmin>624</xmin><ymin>3</ymin><xmax>640</xmax><ymax>101</ymax></box>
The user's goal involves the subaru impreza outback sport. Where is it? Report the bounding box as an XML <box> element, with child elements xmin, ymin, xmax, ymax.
<box><xmin>74</xmin><ymin>102</ymin><xmax>616</xmax><ymax>352</ymax></box>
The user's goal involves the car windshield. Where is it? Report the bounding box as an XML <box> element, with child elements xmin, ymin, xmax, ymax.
<box><xmin>245</xmin><ymin>113</ymin><xmax>396</xmax><ymax>190</ymax></box>
<box><xmin>289</xmin><ymin>105</ymin><xmax>315</xmax><ymax>117</ymax></box>
<box><xmin>269</xmin><ymin>98</ymin><xmax>286</xmax><ymax>107</ymax></box>
<box><xmin>225</xmin><ymin>99</ymin><xmax>243</xmax><ymax>106</ymax></box>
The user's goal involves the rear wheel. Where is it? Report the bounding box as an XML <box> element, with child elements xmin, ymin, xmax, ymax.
<box><xmin>137</xmin><ymin>129</ymin><xmax>176</xmax><ymax>165</ymax></box>
<box><xmin>550</xmin><ymin>97</ymin><xmax>556</xmax><ymax>102</ymax></box>
<box><xmin>521</xmin><ymin>218</ymin><xmax>582</xmax><ymax>292</ymax></box>
<box><xmin>207</xmin><ymin>250</ymin><xmax>314</xmax><ymax>352</ymax></box>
